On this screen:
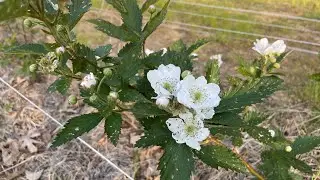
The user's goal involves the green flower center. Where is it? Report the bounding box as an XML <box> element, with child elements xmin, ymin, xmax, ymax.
<box><xmin>163</xmin><ymin>82</ymin><xmax>173</xmax><ymax>92</ymax></box>
<box><xmin>192</xmin><ymin>91</ymin><xmax>203</xmax><ymax>102</ymax></box>
<box><xmin>185</xmin><ymin>125</ymin><xmax>196</xmax><ymax>136</ymax></box>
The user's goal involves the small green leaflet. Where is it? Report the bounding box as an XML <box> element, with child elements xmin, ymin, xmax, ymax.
<box><xmin>159</xmin><ymin>141</ymin><xmax>195</xmax><ymax>180</ymax></box>
<box><xmin>89</xmin><ymin>19</ymin><xmax>139</xmax><ymax>42</ymax></box>
<box><xmin>186</xmin><ymin>39</ymin><xmax>210</xmax><ymax>55</ymax></box>
<box><xmin>135</xmin><ymin>122</ymin><xmax>171</xmax><ymax>147</ymax></box>
<box><xmin>48</xmin><ymin>77</ymin><xmax>72</xmax><ymax>95</ymax></box>
<box><xmin>52</xmin><ymin>113</ymin><xmax>104</xmax><ymax>147</ymax></box>
<box><xmin>292</xmin><ymin>136</ymin><xmax>320</xmax><ymax>155</ymax></box>
<box><xmin>195</xmin><ymin>145</ymin><xmax>248</xmax><ymax>173</ymax></box>
<box><xmin>118</xmin><ymin>89</ymin><xmax>150</xmax><ymax>103</ymax></box>
<box><xmin>5</xmin><ymin>44</ymin><xmax>49</xmax><ymax>55</ymax></box>
<box><xmin>117</xmin><ymin>57</ymin><xmax>143</xmax><ymax>81</ymax></box>
<box><xmin>105</xmin><ymin>113</ymin><xmax>122</xmax><ymax>145</ymax></box>
<box><xmin>132</xmin><ymin>102</ymin><xmax>168</xmax><ymax>119</ymax></box>
<box><xmin>67</xmin><ymin>0</ymin><xmax>92</xmax><ymax>29</ymax></box>
<box><xmin>216</xmin><ymin>76</ymin><xmax>283</xmax><ymax>113</ymax></box>
<box><xmin>142</xmin><ymin>0</ymin><xmax>170</xmax><ymax>39</ymax></box>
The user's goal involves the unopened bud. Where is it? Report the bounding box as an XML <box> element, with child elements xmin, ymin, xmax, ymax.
<box><xmin>29</xmin><ymin>64</ymin><xmax>38</xmax><ymax>72</ymax></box>
<box><xmin>156</xmin><ymin>97</ymin><xmax>170</xmax><ymax>107</ymax></box>
<box><xmin>249</xmin><ymin>66</ymin><xmax>256</xmax><ymax>75</ymax></box>
<box><xmin>273</xmin><ymin>63</ymin><xmax>280</xmax><ymax>69</ymax></box>
<box><xmin>108</xmin><ymin>91</ymin><xmax>118</xmax><ymax>100</ymax></box>
<box><xmin>89</xmin><ymin>94</ymin><xmax>98</xmax><ymax>102</ymax></box>
<box><xmin>68</xmin><ymin>95</ymin><xmax>77</xmax><ymax>105</ymax></box>
<box><xmin>103</xmin><ymin>68</ymin><xmax>112</xmax><ymax>77</ymax></box>
<box><xmin>269</xmin><ymin>55</ymin><xmax>277</xmax><ymax>63</ymax></box>
<box><xmin>181</xmin><ymin>70</ymin><xmax>191</xmax><ymax>79</ymax></box>
<box><xmin>148</xmin><ymin>5</ymin><xmax>156</xmax><ymax>14</ymax></box>
<box><xmin>268</xmin><ymin>130</ymin><xmax>275</xmax><ymax>137</ymax></box>
<box><xmin>285</xmin><ymin>146</ymin><xmax>292</xmax><ymax>152</ymax></box>
<box><xmin>24</xmin><ymin>19</ymin><xmax>33</xmax><ymax>28</ymax></box>
<box><xmin>56</xmin><ymin>25</ymin><xmax>65</xmax><ymax>32</ymax></box>
<box><xmin>55</xmin><ymin>46</ymin><xmax>65</xmax><ymax>55</ymax></box>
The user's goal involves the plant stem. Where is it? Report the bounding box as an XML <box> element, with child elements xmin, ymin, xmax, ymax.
<box><xmin>97</xmin><ymin>75</ymin><xmax>107</xmax><ymax>93</ymax></box>
<box><xmin>203</xmin><ymin>136</ymin><xmax>265</xmax><ymax>180</ymax></box>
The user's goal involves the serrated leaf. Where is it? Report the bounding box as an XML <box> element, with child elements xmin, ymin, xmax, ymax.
<box><xmin>52</xmin><ymin>113</ymin><xmax>103</xmax><ymax>147</ymax></box>
<box><xmin>105</xmin><ymin>113</ymin><xmax>122</xmax><ymax>145</ymax></box>
<box><xmin>95</xmin><ymin>45</ymin><xmax>112</xmax><ymax>58</ymax></box>
<box><xmin>141</xmin><ymin>0</ymin><xmax>159</xmax><ymax>13</ymax></box>
<box><xmin>245</xmin><ymin>126</ymin><xmax>273</xmax><ymax>144</ymax></box>
<box><xmin>136</xmin><ymin>76</ymin><xmax>156</xmax><ymax>99</ymax></box>
<box><xmin>118</xmin><ymin>42</ymin><xmax>142</xmax><ymax>58</ymax></box>
<box><xmin>291</xmin><ymin>158</ymin><xmax>312</xmax><ymax>174</ymax></box>
<box><xmin>67</xmin><ymin>0</ymin><xmax>91</xmax><ymax>29</ymax></box>
<box><xmin>142</xmin><ymin>0</ymin><xmax>170</xmax><ymax>39</ymax></box>
<box><xmin>89</xmin><ymin>19</ymin><xmax>139</xmax><ymax>42</ymax></box>
<box><xmin>47</xmin><ymin>77</ymin><xmax>72</xmax><ymax>95</ymax></box>
<box><xmin>209</xmin><ymin>112</ymin><xmax>243</xmax><ymax>126</ymax></box>
<box><xmin>243</xmin><ymin>111</ymin><xmax>267</xmax><ymax>126</ymax></box>
<box><xmin>118</xmin><ymin>89</ymin><xmax>150</xmax><ymax>103</ymax></box>
<box><xmin>159</xmin><ymin>141</ymin><xmax>194</xmax><ymax>180</ymax></box>
<box><xmin>195</xmin><ymin>145</ymin><xmax>248</xmax><ymax>173</ymax></box>
<box><xmin>186</xmin><ymin>39</ymin><xmax>210</xmax><ymax>55</ymax></box>
<box><xmin>117</xmin><ymin>57</ymin><xmax>143</xmax><ymax>81</ymax></box>
<box><xmin>0</xmin><ymin>1</ymin><xmax>27</xmax><ymax>22</ymax></box>
<box><xmin>106</xmin><ymin>0</ymin><xmax>142</xmax><ymax>35</ymax></box>
<box><xmin>5</xmin><ymin>44</ymin><xmax>49</xmax><ymax>55</ymax></box>
<box><xmin>216</xmin><ymin>76</ymin><xmax>283</xmax><ymax>113</ymax></box>
<box><xmin>132</xmin><ymin>102</ymin><xmax>168</xmax><ymax>119</ymax></box>
<box><xmin>292</xmin><ymin>136</ymin><xmax>320</xmax><ymax>155</ymax></box>
<box><xmin>260</xmin><ymin>150</ymin><xmax>291</xmax><ymax>180</ymax></box>
<box><xmin>135</xmin><ymin>121</ymin><xmax>171</xmax><ymax>147</ymax></box>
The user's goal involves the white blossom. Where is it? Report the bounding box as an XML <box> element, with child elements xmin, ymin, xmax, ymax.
<box><xmin>210</xmin><ymin>54</ymin><xmax>223</xmax><ymax>67</ymax></box>
<box><xmin>55</xmin><ymin>46</ymin><xmax>65</xmax><ymax>54</ymax></box>
<box><xmin>156</xmin><ymin>96</ymin><xmax>170</xmax><ymax>107</ymax></box>
<box><xmin>66</xmin><ymin>59</ymin><xmax>73</xmax><ymax>71</ymax></box>
<box><xmin>147</xmin><ymin>64</ymin><xmax>181</xmax><ymax>99</ymax></box>
<box><xmin>177</xmin><ymin>75</ymin><xmax>221</xmax><ymax>119</ymax></box>
<box><xmin>252</xmin><ymin>38</ymin><xmax>286</xmax><ymax>56</ymax></box>
<box><xmin>80</xmin><ymin>73</ymin><xmax>97</xmax><ymax>88</ymax></box>
<box><xmin>166</xmin><ymin>112</ymin><xmax>209</xmax><ymax>150</ymax></box>
<box><xmin>268</xmin><ymin>129</ymin><xmax>275</xmax><ymax>137</ymax></box>
<box><xmin>285</xmin><ymin>146</ymin><xmax>292</xmax><ymax>152</ymax></box>
<box><xmin>145</xmin><ymin>49</ymin><xmax>154</xmax><ymax>56</ymax></box>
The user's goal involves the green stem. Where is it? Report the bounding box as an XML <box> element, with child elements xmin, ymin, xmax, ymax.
<box><xmin>97</xmin><ymin>75</ymin><xmax>108</xmax><ymax>93</ymax></box>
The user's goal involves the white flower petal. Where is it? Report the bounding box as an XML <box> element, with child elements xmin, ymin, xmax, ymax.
<box><xmin>81</xmin><ymin>72</ymin><xmax>97</xmax><ymax>88</ymax></box>
<box><xmin>194</xmin><ymin>128</ymin><xmax>210</xmax><ymax>141</ymax></box>
<box><xmin>271</xmin><ymin>40</ymin><xmax>286</xmax><ymax>54</ymax></box>
<box><xmin>166</xmin><ymin>118</ymin><xmax>184</xmax><ymax>133</ymax></box>
<box><xmin>186</xmin><ymin>138</ymin><xmax>201</xmax><ymax>151</ymax></box>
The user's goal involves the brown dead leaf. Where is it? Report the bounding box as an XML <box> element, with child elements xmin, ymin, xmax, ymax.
<box><xmin>1</xmin><ymin>139</ymin><xmax>20</xmax><ymax>166</ymax></box>
<box><xmin>19</xmin><ymin>130</ymin><xmax>43</xmax><ymax>153</ymax></box>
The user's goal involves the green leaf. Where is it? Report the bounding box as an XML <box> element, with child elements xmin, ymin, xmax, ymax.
<box><xmin>243</xmin><ymin>110</ymin><xmax>267</xmax><ymax>126</ymax></box>
<box><xmin>141</xmin><ymin>0</ymin><xmax>159</xmax><ymax>13</ymax></box>
<box><xmin>118</xmin><ymin>42</ymin><xmax>142</xmax><ymax>58</ymax></box>
<box><xmin>291</xmin><ymin>158</ymin><xmax>312</xmax><ymax>174</ymax></box>
<box><xmin>195</xmin><ymin>145</ymin><xmax>248</xmax><ymax>173</ymax></box>
<box><xmin>132</xmin><ymin>102</ymin><xmax>168</xmax><ymax>119</ymax></box>
<box><xmin>260</xmin><ymin>150</ymin><xmax>292</xmax><ymax>180</ymax></box>
<box><xmin>89</xmin><ymin>19</ymin><xmax>139</xmax><ymax>42</ymax></box>
<box><xmin>209</xmin><ymin>112</ymin><xmax>243</xmax><ymax>127</ymax></box>
<box><xmin>292</xmin><ymin>136</ymin><xmax>320</xmax><ymax>155</ymax></box>
<box><xmin>245</xmin><ymin>126</ymin><xmax>273</xmax><ymax>144</ymax></box>
<box><xmin>118</xmin><ymin>89</ymin><xmax>150</xmax><ymax>103</ymax></box>
<box><xmin>186</xmin><ymin>39</ymin><xmax>210</xmax><ymax>55</ymax></box>
<box><xmin>47</xmin><ymin>77</ymin><xmax>72</xmax><ymax>95</ymax></box>
<box><xmin>95</xmin><ymin>45</ymin><xmax>112</xmax><ymax>58</ymax></box>
<box><xmin>135</xmin><ymin>121</ymin><xmax>171</xmax><ymax>147</ymax></box>
<box><xmin>117</xmin><ymin>57</ymin><xmax>143</xmax><ymax>81</ymax></box>
<box><xmin>105</xmin><ymin>113</ymin><xmax>122</xmax><ymax>145</ymax></box>
<box><xmin>206</xmin><ymin>58</ymin><xmax>220</xmax><ymax>84</ymax></box>
<box><xmin>142</xmin><ymin>0</ymin><xmax>170</xmax><ymax>39</ymax></box>
<box><xmin>52</xmin><ymin>113</ymin><xmax>103</xmax><ymax>147</ymax></box>
<box><xmin>0</xmin><ymin>1</ymin><xmax>28</xmax><ymax>22</ymax></box>
<box><xmin>106</xmin><ymin>0</ymin><xmax>142</xmax><ymax>35</ymax></box>
<box><xmin>310</xmin><ymin>73</ymin><xmax>320</xmax><ymax>82</ymax></box>
<box><xmin>5</xmin><ymin>44</ymin><xmax>49</xmax><ymax>55</ymax></box>
<box><xmin>216</xmin><ymin>76</ymin><xmax>283</xmax><ymax>113</ymax></box>
<box><xmin>159</xmin><ymin>142</ymin><xmax>194</xmax><ymax>180</ymax></box>
<box><xmin>66</xmin><ymin>0</ymin><xmax>92</xmax><ymax>29</ymax></box>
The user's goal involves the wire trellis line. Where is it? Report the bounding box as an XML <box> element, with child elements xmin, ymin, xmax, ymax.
<box><xmin>167</xmin><ymin>9</ymin><xmax>320</xmax><ymax>35</ymax></box>
<box><xmin>161</xmin><ymin>23</ymin><xmax>319</xmax><ymax>55</ymax></box>
<box><xmin>173</xmin><ymin>0</ymin><xmax>320</xmax><ymax>23</ymax></box>
<box><xmin>165</xmin><ymin>20</ymin><xmax>320</xmax><ymax>47</ymax></box>
<box><xmin>0</xmin><ymin>77</ymin><xmax>134</xmax><ymax>180</ymax></box>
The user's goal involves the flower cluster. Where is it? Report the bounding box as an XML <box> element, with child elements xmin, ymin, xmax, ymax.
<box><xmin>252</xmin><ymin>38</ymin><xmax>286</xmax><ymax>56</ymax></box>
<box><xmin>147</xmin><ymin>64</ymin><xmax>221</xmax><ymax>150</ymax></box>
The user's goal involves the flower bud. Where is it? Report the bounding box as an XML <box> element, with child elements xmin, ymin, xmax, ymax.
<box><xmin>156</xmin><ymin>97</ymin><xmax>170</xmax><ymax>107</ymax></box>
<box><xmin>268</xmin><ymin>130</ymin><xmax>275</xmax><ymax>137</ymax></box>
<box><xmin>148</xmin><ymin>5</ymin><xmax>156</xmax><ymax>14</ymax></box>
<box><xmin>55</xmin><ymin>46</ymin><xmax>65</xmax><ymax>55</ymax></box>
<box><xmin>68</xmin><ymin>95</ymin><xmax>77</xmax><ymax>105</ymax></box>
<box><xmin>103</xmin><ymin>68</ymin><xmax>112</xmax><ymax>77</ymax></box>
<box><xmin>181</xmin><ymin>70</ymin><xmax>191</xmax><ymax>79</ymax></box>
<box><xmin>29</xmin><ymin>64</ymin><xmax>38</xmax><ymax>72</ymax></box>
<box><xmin>108</xmin><ymin>91</ymin><xmax>119</xmax><ymax>100</ymax></box>
<box><xmin>23</xmin><ymin>18</ymin><xmax>33</xmax><ymax>28</ymax></box>
<box><xmin>273</xmin><ymin>63</ymin><xmax>280</xmax><ymax>69</ymax></box>
<box><xmin>269</xmin><ymin>55</ymin><xmax>277</xmax><ymax>63</ymax></box>
<box><xmin>56</xmin><ymin>25</ymin><xmax>65</xmax><ymax>33</ymax></box>
<box><xmin>89</xmin><ymin>94</ymin><xmax>98</xmax><ymax>102</ymax></box>
<box><xmin>285</xmin><ymin>145</ymin><xmax>292</xmax><ymax>152</ymax></box>
<box><xmin>249</xmin><ymin>66</ymin><xmax>256</xmax><ymax>75</ymax></box>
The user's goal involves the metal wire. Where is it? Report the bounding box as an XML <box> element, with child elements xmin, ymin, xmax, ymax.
<box><xmin>0</xmin><ymin>77</ymin><xmax>134</xmax><ymax>180</ymax></box>
<box><xmin>172</xmin><ymin>0</ymin><xmax>320</xmax><ymax>23</ymax></box>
